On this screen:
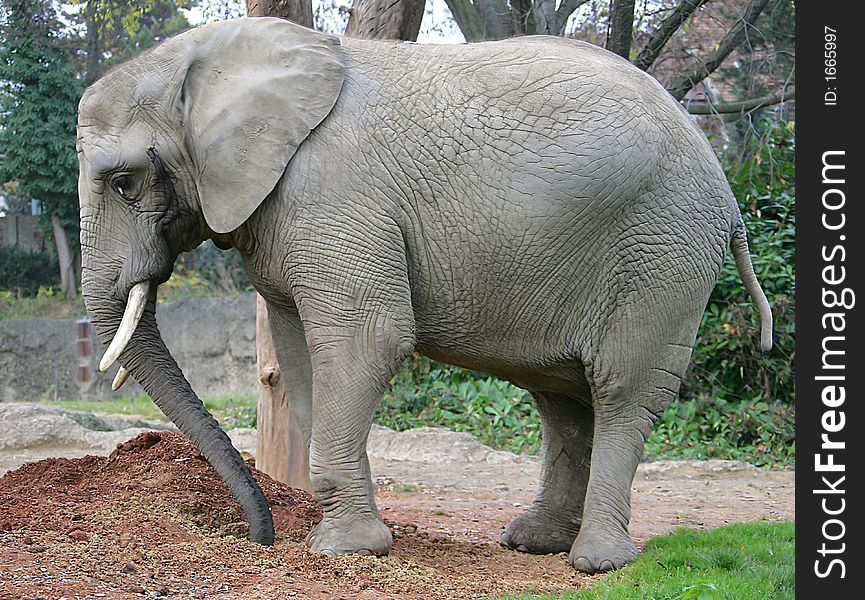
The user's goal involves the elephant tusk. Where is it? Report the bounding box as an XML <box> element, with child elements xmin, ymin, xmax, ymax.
<box><xmin>99</xmin><ymin>281</ymin><xmax>151</xmax><ymax>372</ymax></box>
<box><xmin>111</xmin><ymin>366</ymin><xmax>131</xmax><ymax>391</ymax></box>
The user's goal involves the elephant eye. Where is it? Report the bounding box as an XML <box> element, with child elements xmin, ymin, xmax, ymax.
<box><xmin>111</xmin><ymin>174</ymin><xmax>136</xmax><ymax>202</ymax></box>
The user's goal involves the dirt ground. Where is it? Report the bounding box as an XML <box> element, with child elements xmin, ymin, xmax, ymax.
<box><xmin>0</xmin><ymin>428</ymin><xmax>794</xmax><ymax>599</ymax></box>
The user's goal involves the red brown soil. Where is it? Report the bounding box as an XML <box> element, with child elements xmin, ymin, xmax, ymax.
<box><xmin>0</xmin><ymin>432</ymin><xmax>597</xmax><ymax>598</ymax></box>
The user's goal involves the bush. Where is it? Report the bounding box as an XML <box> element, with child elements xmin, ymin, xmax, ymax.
<box><xmin>378</xmin><ymin>356</ymin><xmax>540</xmax><ymax>455</ymax></box>
<box><xmin>183</xmin><ymin>241</ymin><xmax>251</xmax><ymax>294</ymax></box>
<box><xmin>646</xmin><ymin>396</ymin><xmax>795</xmax><ymax>467</ymax></box>
<box><xmin>159</xmin><ymin>241</ymin><xmax>252</xmax><ymax>302</ymax></box>
<box><xmin>0</xmin><ymin>246</ymin><xmax>59</xmax><ymax>297</ymax></box>
<box><xmin>682</xmin><ymin>117</ymin><xmax>795</xmax><ymax>406</ymax></box>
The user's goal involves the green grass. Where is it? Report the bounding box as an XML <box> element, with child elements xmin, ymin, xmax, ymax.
<box><xmin>500</xmin><ymin>522</ymin><xmax>794</xmax><ymax>600</ymax></box>
<box><xmin>0</xmin><ymin>292</ymin><xmax>86</xmax><ymax>321</ymax></box>
<box><xmin>40</xmin><ymin>395</ymin><xmax>257</xmax><ymax>430</ymax></box>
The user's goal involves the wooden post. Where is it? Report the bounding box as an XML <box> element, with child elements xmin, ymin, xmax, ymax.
<box><xmin>247</xmin><ymin>0</ymin><xmax>314</xmax><ymax>492</ymax></box>
<box><xmin>255</xmin><ymin>295</ymin><xmax>312</xmax><ymax>492</ymax></box>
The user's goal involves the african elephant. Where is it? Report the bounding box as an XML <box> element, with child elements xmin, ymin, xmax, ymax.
<box><xmin>76</xmin><ymin>17</ymin><xmax>773</xmax><ymax>573</ymax></box>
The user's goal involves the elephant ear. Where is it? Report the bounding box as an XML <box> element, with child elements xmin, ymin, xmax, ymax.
<box><xmin>177</xmin><ymin>18</ymin><xmax>345</xmax><ymax>234</ymax></box>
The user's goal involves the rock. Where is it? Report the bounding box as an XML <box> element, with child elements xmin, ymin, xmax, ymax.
<box><xmin>366</xmin><ymin>425</ymin><xmax>523</xmax><ymax>464</ymax></box>
<box><xmin>68</xmin><ymin>529</ymin><xmax>88</xmax><ymax>542</ymax></box>
<box><xmin>227</xmin><ymin>428</ymin><xmax>257</xmax><ymax>456</ymax></box>
<box><xmin>0</xmin><ymin>403</ymin><xmax>169</xmax><ymax>453</ymax></box>
<box><xmin>637</xmin><ymin>459</ymin><xmax>759</xmax><ymax>478</ymax></box>
<box><xmin>229</xmin><ymin>424</ymin><xmax>526</xmax><ymax>465</ymax></box>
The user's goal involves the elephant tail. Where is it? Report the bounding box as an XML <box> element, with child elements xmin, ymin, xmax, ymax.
<box><xmin>730</xmin><ymin>218</ymin><xmax>773</xmax><ymax>351</ymax></box>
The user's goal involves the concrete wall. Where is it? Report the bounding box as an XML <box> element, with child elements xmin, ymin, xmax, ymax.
<box><xmin>0</xmin><ymin>215</ymin><xmax>50</xmax><ymax>253</ymax></box>
<box><xmin>0</xmin><ymin>294</ymin><xmax>257</xmax><ymax>403</ymax></box>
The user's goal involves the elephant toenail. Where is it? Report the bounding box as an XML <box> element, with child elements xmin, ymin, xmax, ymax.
<box><xmin>321</xmin><ymin>549</ymin><xmax>336</xmax><ymax>557</ymax></box>
<box><xmin>573</xmin><ymin>557</ymin><xmax>594</xmax><ymax>572</ymax></box>
<box><xmin>355</xmin><ymin>549</ymin><xmax>371</xmax><ymax>556</ymax></box>
<box><xmin>599</xmin><ymin>560</ymin><xmax>615</xmax><ymax>572</ymax></box>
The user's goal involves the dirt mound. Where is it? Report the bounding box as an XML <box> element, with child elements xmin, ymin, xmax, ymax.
<box><xmin>0</xmin><ymin>431</ymin><xmax>320</xmax><ymax>542</ymax></box>
<box><xmin>0</xmin><ymin>431</ymin><xmax>592</xmax><ymax>598</ymax></box>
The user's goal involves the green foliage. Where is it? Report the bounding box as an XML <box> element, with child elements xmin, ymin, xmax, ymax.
<box><xmin>674</xmin><ymin>581</ymin><xmax>722</xmax><ymax>600</ymax></box>
<box><xmin>645</xmin><ymin>397</ymin><xmax>794</xmax><ymax>468</ymax></box>
<box><xmin>0</xmin><ymin>246</ymin><xmax>59</xmax><ymax>297</ymax></box>
<box><xmin>0</xmin><ymin>0</ymin><xmax>82</xmax><ymax>232</ymax></box>
<box><xmin>683</xmin><ymin>117</ymin><xmax>795</xmax><ymax>407</ymax></box>
<box><xmin>0</xmin><ymin>241</ymin><xmax>246</xmax><ymax>317</ymax></box>
<box><xmin>181</xmin><ymin>241</ymin><xmax>252</xmax><ymax>294</ymax></box>
<box><xmin>159</xmin><ymin>241</ymin><xmax>252</xmax><ymax>302</ymax></box>
<box><xmin>68</xmin><ymin>0</ymin><xmax>156</xmax><ymax>40</ymax></box>
<box><xmin>159</xmin><ymin>268</ymin><xmax>209</xmax><ymax>302</ymax></box>
<box><xmin>41</xmin><ymin>395</ymin><xmax>168</xmax><ymax>422</ymax></box>
<box><xmin>378</xmin><ymin>356</ymin><xmax>541</xmax><ymax>455</ymax></box>
<box><xmin>110</xmin><ymin>0</ymin><xmax>194</xmax><ymax>63</ymax></box>
<box><xmin>72</xmin><ymin>0</ymin><xmax>196</xmax><ymax>68</ymax></box>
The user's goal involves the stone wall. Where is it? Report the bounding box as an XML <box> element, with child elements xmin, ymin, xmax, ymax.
<box><xmin>0</xmin><ymin>294</ymin><xmax>257</xmax><ymax>403</ymax></box>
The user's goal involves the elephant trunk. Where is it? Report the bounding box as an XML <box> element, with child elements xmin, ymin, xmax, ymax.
<box><xmin>83</xmin><ymin>274</ymin><xmax>275</xmax><ymax>545</ymax></box>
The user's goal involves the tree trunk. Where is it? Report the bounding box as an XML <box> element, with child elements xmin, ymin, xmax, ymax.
<box><xmin>247</xmin><ymin>0</ymin><xmax>313</xmax><ymax>26</ymax></box>
<box><xmin>83</xmin><ymin>5</ymin><xmax>103</xmax><ymax>87</ymax></box>
<box><xmin>246</xmin><ymin>0</ymin><xmax>313</xmax><ymax>491</ymax></box>
<box><xmin>51</xmin><ymin>213</ymin><xmax>76</xmax><ymax>300</ymax></box>
<box><xmin>345</xmin><ymin>0</ymin><xmax>425</xmax><ymax>41</ymax></box>
<box><xmin>606</xmin><ymin>0</ymin><xmax>636</xmax><ymax>59</ymax></box>
<box><xmin>255</xmin><ymin>296</ymin><xmax>312</xmax><ymax>492</ymax></box>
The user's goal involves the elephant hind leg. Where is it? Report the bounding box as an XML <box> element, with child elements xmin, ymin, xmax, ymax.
<box><xmin>501</xmin><ymin>391</ymin><xmax>593</xmax><ymax>554</ymax></box>
<box><xmin>569</xmin><ymin>341</ymin><xmax>690</xmax><ymax>573</ymax></box>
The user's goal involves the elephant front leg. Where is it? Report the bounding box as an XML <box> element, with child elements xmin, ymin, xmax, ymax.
<box><xmin>287</xmin><ymin>215</ymin><xmax>415</xmax><ymax>556</ymax></box>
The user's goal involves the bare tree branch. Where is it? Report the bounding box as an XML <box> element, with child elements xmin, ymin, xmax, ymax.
<box><xmin>556</xmin><ymin>0</ymin><xmax>591</xmax><ymax>26</ymax></box>
<box><xmin>532</xmin><ymin>0</ymin><xmax>590</xmax><ymax>35</ymax></box>
<box><xmin>684</xmin><ymin>91</ymin><xmax>790</xmax><ymax>114</ymax></box>
<box><xmin>665</xmin><ymin>0</ymin><xmax>772</xmax><ymax>101</ymax></box>
<box><xmin>606</xmin><ymin>0</ymin><xmax>636</xmax><ymax>59</ymax></box>
<box><xmin>634</xmin><ymin>0</ymin><xmax>710</xmax><ymax>72</ymax></box>
<box><xmin>511</xmin><ymin>0</ymin><xmax>535</xmax><ymax>35</ymax></box>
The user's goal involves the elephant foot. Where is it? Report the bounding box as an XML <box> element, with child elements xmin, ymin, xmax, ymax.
<box><xmin>500</xmin><ymin>508</ymin><xmax>581</xmax><ymax>554</ymax></box>
<box><xmin>306</xmin><ymin>514</ymin><xmax>393</xmax><ymax>557</ymax></box>
<box><xmin>568</xmin><ymin>524</ymin><xmax>638</xmax><ymax>573</ymax></box>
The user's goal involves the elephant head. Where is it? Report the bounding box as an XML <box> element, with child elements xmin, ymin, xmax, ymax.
<box><xmin>76</xmin><ymin>18</ymin><xmax>346</xmax><ymax>544</ymax></box>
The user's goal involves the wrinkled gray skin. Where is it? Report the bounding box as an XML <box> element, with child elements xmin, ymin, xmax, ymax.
<box><xmin>77</xmin><ymin>18</ymin><xmax>773</xmax><ymax>573</ymax></box>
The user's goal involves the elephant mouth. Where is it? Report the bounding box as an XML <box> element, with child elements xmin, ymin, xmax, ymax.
<box><xmin>99</xmin><ymin>280</ymin><xmax>151</xmax><ymax>374</ymax></box>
